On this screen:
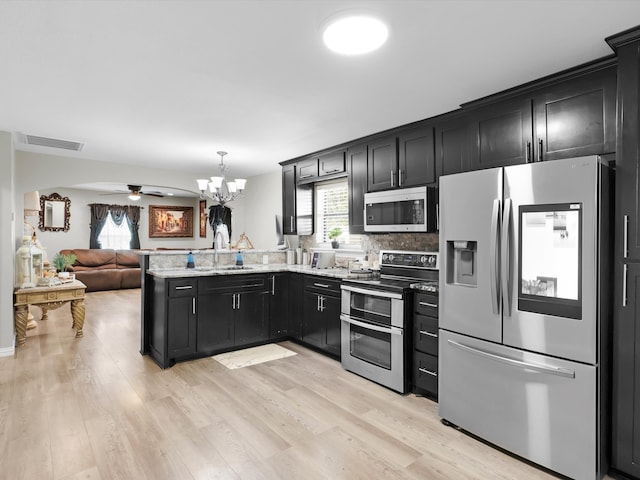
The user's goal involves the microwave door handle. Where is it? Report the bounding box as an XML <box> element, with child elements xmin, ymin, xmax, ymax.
<box><xmin>501</xmin><ymin>198</ymin><xmax>512</xmax><ymax>316</ymax></box>
<box><xmin>490</xmin><ymin>199</ymin><xmax>501</xmax><ymax>315</ymax></box>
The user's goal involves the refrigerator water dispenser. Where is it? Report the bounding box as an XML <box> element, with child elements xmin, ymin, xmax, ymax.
<box><xmin>447</xmin><ymin>241</ymin><xmax>477</xmax><ymax>286</ymax></box>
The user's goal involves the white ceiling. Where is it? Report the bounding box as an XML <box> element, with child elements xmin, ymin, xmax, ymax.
<box><xmin>1</xmin><ymin>1</ymin><xmax>639</xmax><ymax>182</ymax></box>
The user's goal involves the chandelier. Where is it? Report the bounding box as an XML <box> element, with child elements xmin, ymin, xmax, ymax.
<box><xmin>196</xmin><ymin>151</ymin><xmax>247</xmax><ymax>206</ymax></box>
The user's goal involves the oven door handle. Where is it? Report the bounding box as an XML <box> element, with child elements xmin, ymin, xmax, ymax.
<box><xmin>340</xmin><ymin>285</ymin><xmax>403</xmax><ymax>300</ymax></box>
<box><xmin>340</xmin><ymin>314</ymin><xmax>403</xmax><ymax>336</ymax></box>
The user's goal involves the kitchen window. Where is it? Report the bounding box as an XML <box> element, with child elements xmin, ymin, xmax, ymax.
<box><xmin>315</xmin><ymin>178</ymin><xmax>360</xmax><ymax>246</ymax></box>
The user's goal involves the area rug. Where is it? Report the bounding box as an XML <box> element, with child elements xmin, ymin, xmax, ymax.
<box><xmin>213</xmin><ymin>343</ymin><xmax>297</xmax><ymax>369</ymax></box>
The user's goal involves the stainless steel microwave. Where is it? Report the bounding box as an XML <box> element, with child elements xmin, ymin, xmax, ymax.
<box><xmin>364</xmin><ymin>186</ymin><xmax>437</xmax><ymax>232</ymax></box>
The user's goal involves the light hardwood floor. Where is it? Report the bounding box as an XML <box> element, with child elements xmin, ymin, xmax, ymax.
<box><xmin>0</xmin><ymin>289</ymin><xmax>615</xmax><ymax>480</ymax></box>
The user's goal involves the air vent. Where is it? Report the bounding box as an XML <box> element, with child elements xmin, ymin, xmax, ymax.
<box><xmin>16</xmin><ymin>132</ymin><xmax>84</xmax><ymax>151</ymax></box>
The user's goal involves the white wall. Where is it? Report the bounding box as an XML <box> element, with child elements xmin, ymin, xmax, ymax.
<box><xmin>15</xmin><ymin>150</ymin><xmax>282</xmax><ymax>252</ymax></box>
<box><xmin>0</xmin><ymin>132</ymin><xmax>16</xmax><ymax>355</ymax></box>
<box><xmin>231</xmin><ymin>170</ymin><xmax>283</xmax><ymax>249</ymax></box>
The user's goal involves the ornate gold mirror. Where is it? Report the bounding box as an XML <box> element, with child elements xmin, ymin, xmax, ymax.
<box><xmin>39</xmin><ymin>192</ymin><xmax>70</xmax><ymax>232</ymax></box>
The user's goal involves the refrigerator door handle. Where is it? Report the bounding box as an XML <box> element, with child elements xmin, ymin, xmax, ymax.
<box><xmin>490</xmin><ymin>199</ymin><xmax>501</xmax><ymax>315</ymax></box>
<box><xmin>447</xmin><ymin>340</ymin><xmax>575</xmax><ymax>379</ymax></box>
<box><xmin>501</xmin><ymin>198</ymin><xmax>512</xmax><ymax>316</ymax></box>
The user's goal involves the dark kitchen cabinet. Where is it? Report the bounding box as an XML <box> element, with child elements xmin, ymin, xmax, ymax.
<box><xmin>398</xmin><ymin>124</ymin><xmax>436</xmax><ymax>187</ymax></box>
<box><xmin>608</xmin><ymin>27</ymin><xmax>640</xmax><ymax>479</ymax></box>
<box><xmin>467</xmin><ymin>96</ymin><xmax>533</xmax><ymax>170</ymax></box>
<box><xmin>319</xmin><ymin>149</ymin><xmax>346</xmax><ymax>177</ymax></box>
<box><xmin>296</xmin><ymin>157</ymin><xmax>318</xmax><ymax>183</ymax></box>
<box><xmin>289</xmin><ymin>273</ymin><xmax>304</xmax><ymax>341</ymax></box>
<box><xmin>148</xmin><ymin>277</ymin><xmax>197</xmax><ymax>368</ymax></box>
<box><xmin>268</xmin><ymin>273</ymin><xmax>290</xmax><ymax>339</ymax></box>
<box><xmin>367</xmin><ymin>134</ymin><xmax>398</xmax><ymax>191</ymax></box>
<box><xmin>435</xmin><ymin>112</ymin><xmax>469</xmax><ymax>181</ymax></box>
<box><xmin>282</xmin><ymin>163</ymin><xmax>313</xmax><ymax>235</ymax></box>
<box><xmin>302</xmin><ymin>276</ymin><xmax>341</xmax><ymax>357</ymax></box>
<box><xmin>198</xmin><ymin>274</ymin><xmax>269</xmax><ymax>351</ymax></box>
<box><xmin>347</xmin><ymin>142</ymin><xmax>367</xmax><ymax>234</ymax></box>
<box><xmin>467</xmin><ymin>64</ymin><xmax>616</xmax><ymax>171</ymax></box>
<box><xmin>412</xmin><ymin>291</ymin><xmax>439</xmax><ymax>399</ymax></box>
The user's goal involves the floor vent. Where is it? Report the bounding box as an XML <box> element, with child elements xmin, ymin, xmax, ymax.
<box><xmin>16</xmin><ymin>132</ymin><xmax>84</xmax><ymax>152</ymax></box>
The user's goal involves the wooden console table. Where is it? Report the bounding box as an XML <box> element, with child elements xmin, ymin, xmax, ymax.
<box><xmin>14</xmin><ymin>279</ymin><xmax>87</xmax><ymax>346</ymax></box>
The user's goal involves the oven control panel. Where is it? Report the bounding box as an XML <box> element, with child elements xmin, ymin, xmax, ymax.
<box><xmin>379</xmin><ymin>250</ymin><xmax>439</xmax><ymax>270</ymax></box>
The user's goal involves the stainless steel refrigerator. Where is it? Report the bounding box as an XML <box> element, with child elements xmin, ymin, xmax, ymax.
<box><xmin>438</xmin><ymin>156</ymin><xmax>611</xmax><ymax>480</ymax></box>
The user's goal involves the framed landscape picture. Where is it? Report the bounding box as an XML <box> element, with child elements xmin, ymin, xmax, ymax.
<box><xmin>199</xmin><ymin>199</ymin><xmax>207</xmax><ymax>238</ymax></box>
<box><xmin>149</xmin><ymin>205</ymin><xmax>193</xmax><ymax>238</ymax></box>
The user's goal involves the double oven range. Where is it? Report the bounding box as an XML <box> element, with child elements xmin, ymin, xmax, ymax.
<box><xmin>340</xmin><ymin>250</ymin><xmax>439</xmax><ymax>393</ymax></box>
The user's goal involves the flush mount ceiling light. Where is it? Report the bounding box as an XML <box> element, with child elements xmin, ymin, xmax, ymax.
<box><xmin>322</xmin><ymin>11</ymin><xmax>389</xmax><ymax>55</ymax></box>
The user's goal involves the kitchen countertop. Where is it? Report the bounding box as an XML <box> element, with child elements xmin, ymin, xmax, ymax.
<box><xmin>147</xmin><ymin>263</ymin><xmax>373</xmax><ymax>280</ymax></box>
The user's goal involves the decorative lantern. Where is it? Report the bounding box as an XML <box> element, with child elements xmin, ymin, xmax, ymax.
<box><xmin>15</xmin><ymin>236</ymin><xmax>43</xmax><ymax>288</ymax></box>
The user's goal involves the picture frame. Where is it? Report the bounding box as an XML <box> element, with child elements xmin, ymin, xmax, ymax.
<box><xmin>199</xmin><ymin>199</ymin><xmax>207</xmax><ymax>238</ymax></box>
<box><xmin>149</xmin><ymin>205</ymin><xmax>193</xmax><ymax>238</ymax></box>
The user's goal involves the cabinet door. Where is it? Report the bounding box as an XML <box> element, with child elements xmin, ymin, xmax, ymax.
<box><xmin>613</xmin><ymin>262</ymin><xmax>640</xmax><ymax>478</ymax></box>
<box><xmin>319</xmin><ymin>150</ymin><xmax>346</xmax><ymax>176</ymax></box>
<box><xmin>167</xmin><ymin>296</ymin><xmax>196</xmax><ymax>359</ymax></box>
<box><xmin>533</xmin><ymin>66</ymin><xmax>616</xmax><ymax>161</ymax></box>
<box><xmin>197</xmin><ymin>292</ymin><xmax>234</xmax><ymax>353</ymax></box>
<box><xmin>282</xmin><ymin>164</ymin><xmax>296</xmax><ymax>234</ymax></box>
<box><xmin>269</xmin><ymin>274</ymin><xmax>290</xmax><ymax>338</ymax></box>
<box><xmin>322</xmin><ymin>294</ymin><xmax>341</xmax><ymax>357</ymax></box>
<box><xmin>367</xmin><ymin>135</ymin><xmax>398</xmax><ymax>192</ymax></box>
<box><xmin>235</xmin><ymin>290</ymin><xmax>269</xmax><ymax>345</ymax></box>
<box><xmin>302</xmin><ymin>291</ymin><xmax>323</xmax><ymax>348</ymax></box>
<box><xmin>347</xmin><ymin>142</ymin><xmax>367</xmax><ymax>234</ymax></box>
<box><xmin>435</xmin><ymin>114</ymin><xmax>469</xmax><ymax>181</ymax></box>
<box><xmin>468</xmin><ymin>96</ymin><xmax>533</xmax><ymax>170</ymax></box>
<box><xmin>398</xmin><ymin>125</ymin><xmax>436</xmax><ymax>187</ymax></box>
<box><xmin>296</xmin><ymin>158</ymin><xmax>318</xmax><ymax>182</ymax></box>
<box><xmin>289</xmin><ymin>274</ymin><xmax>304</xmax><ymax>340</ymax></box>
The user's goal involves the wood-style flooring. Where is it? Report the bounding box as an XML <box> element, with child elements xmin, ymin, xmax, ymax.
<box><xmin>0</xmin><ymin>289</ymin><xmax>614</xmax><ymax>479</ymax></box>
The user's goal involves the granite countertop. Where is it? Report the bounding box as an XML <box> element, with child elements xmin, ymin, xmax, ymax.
<box><xmin>147</xmin><ymin>263</ymin><xmax>372</xmax><ymax>280</ymax></box>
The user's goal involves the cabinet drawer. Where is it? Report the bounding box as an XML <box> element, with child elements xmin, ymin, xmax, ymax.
<box><xmin>199</xmin><ymin>275</ymin><xmax>268</xmax><ymax>294</ymax></box>
<box><xmin>168</xmin><ymin>279</ymin><xmax>197</xmax><ymax>297</ymax></box>
<box><xmin>414</xmin><ymin>314</ymin><xmax>439</xmax><ymax>355</ymax></box>
<box><xmin>414</xmin><ymin>292</ymin><xmax>438</xmax><ymax>316</ymax></box>
<box><xmin>413</xmin><ymin>350</ymin><xmax>438</xmax><ymax>396</ymax></box>
<box><xmin>303</xmin><ymin>276</ymin><xmax>341</xmax><ymax>296</ymax></box>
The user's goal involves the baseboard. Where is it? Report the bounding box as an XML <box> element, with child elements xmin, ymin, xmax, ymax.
<box><xmin>0</xmin><ymin>343</ymin><xmax>15</xmax><ymax>357</ymax></box>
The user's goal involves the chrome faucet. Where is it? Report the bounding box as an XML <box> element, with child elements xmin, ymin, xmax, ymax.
<box><xmin>214</xmin><ymin>229</ymin><xmax>227</xmax><ymax>265</ymax></box>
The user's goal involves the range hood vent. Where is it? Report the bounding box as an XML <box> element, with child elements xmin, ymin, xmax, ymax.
<box><xmin>16</xmin><ymin>132</ymin><xmax>84</xmax><ymax>152</ymax></box>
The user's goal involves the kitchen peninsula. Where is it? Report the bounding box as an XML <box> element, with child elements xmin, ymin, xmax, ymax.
<box><xmin>139</xmin><ymin>249</ymin><xmax>369</xmax><ymax>368</ymax></box>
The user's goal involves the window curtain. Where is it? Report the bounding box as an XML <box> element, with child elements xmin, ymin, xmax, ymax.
<box><xmin>88</xmin><ymin>203</ymin><xmax>111</xmax><ymax>249</ymax></box>
<box><xmin>125</xmin><ymin>205</ymin><xmax>141</xmax><ymax>249</ymax></box>
<box><xmin>89</xmin><ymin>203</ymin><xmax>141</xmax><ymax>249</ymax></box>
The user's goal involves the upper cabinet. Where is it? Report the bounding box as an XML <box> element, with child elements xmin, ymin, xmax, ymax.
<box><xmin>367</xmin><ymin>126</ymin><xmax>436</xmax><ymax>192</ymax></box>
<box><xmin>533</xmin><ymin>65</ymin><xmax>616</xmax><ymax>161</ymax></box>
<box><xmin>367</xmin><ymin>134</ymin><xmax>398</xmax><ymax>191</ymax></box>
<box><xmin>435</xmin><ymin>112</ymin><xmax>470</xmax><ymax>180</ymax></box>
<box><xmin>282</xmin><ymin>164</ymin><xmax>313</xmax><ymax>235</ymax></box>
<box><xmin>347</xmin><ymin>142</ymin><xmax>367</xmax><ymax>234</ymax></box>
<box><xmin>296</xmin><ymin>150</ymin><xmax>346</xmax><ymax>184</ymax></box>
<box><xmin>467</xmin><ymin>63</ymin><xmax>616</xmax><ymax>171</ymax></box>
<box><xmin>398</xmin><ymin>125</ymin><xmax>436</xmax><ymax>187</ymax></box>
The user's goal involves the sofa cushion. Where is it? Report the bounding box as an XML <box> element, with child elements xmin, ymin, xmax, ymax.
<box><xmin>120</xmin><ymin>268</ymin><xmax>141</xmax><ymax>289</ymax></box>
<box><xmin>73</xmin><ymin>269</ymin><xmax>122</xmax><ymax>292</ymax></box>
<box><xmin>61</xmin><ymin>248</ymin><xmax>116</xmax><ymax>270</ymax></box>
<box><xmin>116</xmin><ymin>249</ymin><xmax>140</xmax><ymax>268</ymax></box>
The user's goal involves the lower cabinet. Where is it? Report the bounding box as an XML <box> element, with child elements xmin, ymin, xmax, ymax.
<box><xmin>302</xmin><ymin>276</ymin><xmax>341</xmax><ymax>357</ymax></box>
<box><xmin>269</xmin><ymin>273</ymin><xmax>290</xmax><ymax>339</ymax></box>
<box><xmin>412</xmin><ymin>291</ymin><xmax>439</xmax><ymax>399</ymax></box>
<box><xmin>198</xmin><ymin>275</ymin><xmax>269</xmax><ymax>354</ymax></box>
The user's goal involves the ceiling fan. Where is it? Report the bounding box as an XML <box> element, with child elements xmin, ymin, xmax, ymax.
<box><xmin>101</xmin><ymin>184</ymin><xmax>164</xmax><ymax>201</ymax></box>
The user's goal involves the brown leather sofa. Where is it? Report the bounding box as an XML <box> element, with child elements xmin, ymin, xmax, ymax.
<box><xmin>59</xmin><ymin>249</ymin><xmax>142</xmax><ymax>292</ymax></box>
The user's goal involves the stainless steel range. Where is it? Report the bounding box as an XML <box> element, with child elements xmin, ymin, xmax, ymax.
<box><xmin>340</xmin><ymin>250</ymin><xmax>439</xmax><ymax>393</ymax></box>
